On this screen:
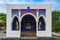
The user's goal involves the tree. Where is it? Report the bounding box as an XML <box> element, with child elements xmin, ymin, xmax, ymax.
<box><xmin>52</xmin><ymin>10</ymin><xmax>60</xmax><ymax>32</ymax></box>
<box><xmin>0</xmin><ymin>13</ymin><xmax>6</xmax><ymax>27</ymax></box>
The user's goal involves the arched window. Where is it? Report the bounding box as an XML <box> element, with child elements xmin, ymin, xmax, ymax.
<box><xmin>38</xmin><ymin>16</ymin><xmax>46</xmax><ymax>31</ymax></box>
<box><xmin>12</xmin><ymin>16</ymin><xmax>19</xmax><ymax>30</ymax></box>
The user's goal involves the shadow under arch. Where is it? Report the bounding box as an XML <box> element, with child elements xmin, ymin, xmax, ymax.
<box><xmin>38</xmin><ymin>16</ymin><xmax>46</xmax><ymax>31</ymax></box>
<box><xmin>12</xmin><ymin>16</ymin><xmax>19</xmax><ymax>30</ymax></box>
<box><xmin>21</xmin><ymin>14</ymin><xmax>36</xmax><ymax>37</ymax></box>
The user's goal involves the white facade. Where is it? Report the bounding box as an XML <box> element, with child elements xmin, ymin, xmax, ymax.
<box><xmin>6</xmin><ymin>4</ymin><xmax>52</xmax><ymax>38</ymax></box>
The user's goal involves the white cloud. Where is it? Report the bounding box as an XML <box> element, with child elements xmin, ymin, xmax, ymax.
<box><xmin>0</xmin><ymin>0</ymin><xmax>4</xmax><ymax>4</ymax></box>
<box><xmin>4</xmin><ymin>0</ymin><xmax>26</xmax><ymax>4</ymax></box>
<box><xmin>3</xmin><ymin>0</ymin><xmax>33</xmax><ymax>4</ymax></box>
<box><xmin>0</xmin><ymin>0</ymin><xmax>60</xmax><ymax>14</ymax></box>
<box><xmin>0</xmin><ymin>9</ymin><xmax>6</xmax><ymax>13</ymax></box>
<box><xmin>0</xmin><ymin>7</ymin><xmax>4</xmax><ymax>13</ymax></box>
<box><xmin>0</xmin><ymin>4</ymin><xmax>6</xmax><ymax>13</ymax></box>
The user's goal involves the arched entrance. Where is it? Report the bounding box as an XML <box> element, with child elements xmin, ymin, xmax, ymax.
<box><xmin>38</xmin><ymin>16</ymin><xmax>46</xmax><ymax>30</ymax></box>
<box><xmin>12</xmin><ymin>16</ymin><xmax>19</xmax><ymax>30</ymax></box>
<box><xmin>21</xmin><ymin>14</ymin><xmax>36</xmax><ymax>37</ymax></box>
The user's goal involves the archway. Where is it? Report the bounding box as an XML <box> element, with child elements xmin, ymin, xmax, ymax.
<box><xmin>12</xmin><ymin>16</ymin><xmax>19</xmax><ymax>30</ymax></box>
<box><xmin>21</xmin><ymin>14</ymin><xmax>36</xmax><ymax>37</ymax></box>
<box><xmin>38</xmin><ymin>16</ymin><xmax>46</xmax><ymax>31</ymax></box>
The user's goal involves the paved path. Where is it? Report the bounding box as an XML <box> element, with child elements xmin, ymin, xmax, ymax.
<box><xmin>0</xmin><ymin>31</ymin><xmax>6</xmax><ymax>38</ymax></box>
<box><xmin>0</xmin><ymin>31</ymin><xmax>60</xmax><ymax>40</ymax></box>
<box><xmin>52</xmin><ymin>32</ymin><xmax>60</xmax><ymax>36</ymax></box>
<box><xmin>52</xmin><ymin>32</ymin><xmax>60</xmax><ymax>40</ymax></box>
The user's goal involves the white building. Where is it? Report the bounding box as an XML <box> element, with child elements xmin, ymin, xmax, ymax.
<box><xmin>6</xmin><ymin>4</ymin><xmax>52</xmax><ymax>38</ymax></box>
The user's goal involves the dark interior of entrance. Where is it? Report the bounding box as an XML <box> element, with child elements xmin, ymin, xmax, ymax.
<box><xmin>21</xmin><ymin>15</ymin><xmax>36</xmax><ymax>37</ymax></box>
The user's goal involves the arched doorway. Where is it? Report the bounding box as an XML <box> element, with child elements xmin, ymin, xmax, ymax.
<box><xmin>21</xmin><ymin>14</ymin><xmax>36</xmax><ymax>37</ymax></box>
<box><xmin>38</xmin><ymin>16</ymin><xmax>46</xmax><ymax>31</ymax></box>
<box><xmin>12</xmin><ymin>16</ymin><xmax>19</xmax><ymax>30</ymax></box>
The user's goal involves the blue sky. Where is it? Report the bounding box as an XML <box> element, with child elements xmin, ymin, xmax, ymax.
<box><xmin>0</xmin><ymin>0</ymin><xmax>60</xmax><ymax>13</ymax></box>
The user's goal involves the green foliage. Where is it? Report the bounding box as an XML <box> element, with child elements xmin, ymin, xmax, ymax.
<box><xmin>52</xmin><ymin>10</ymin><xmax>60</xmax><ymax>32</ymax></box>
<box><xmin>0</xmin><ymin>13</ymin><xmax>6</xmax><ymax>27</ymax></box>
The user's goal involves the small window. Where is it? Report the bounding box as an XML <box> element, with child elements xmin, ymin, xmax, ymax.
<box><xmin>38</xmin><ymin>17</ymin><xmax>45</xmax><ymax>31</ymax></box>
<box><xmin>12</xmin><ymin>16</ymin><xmax>19</xmax><ymax>30</ymax></box>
